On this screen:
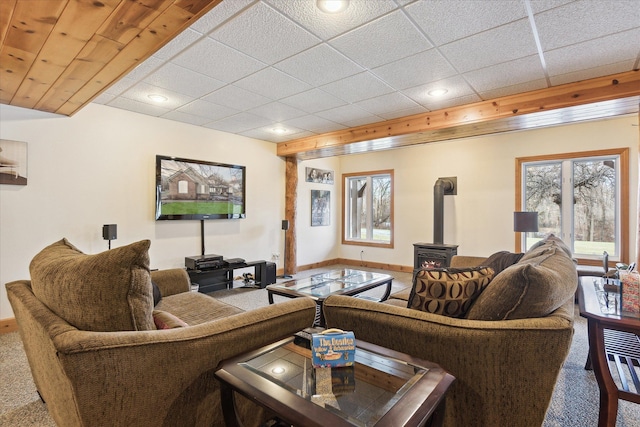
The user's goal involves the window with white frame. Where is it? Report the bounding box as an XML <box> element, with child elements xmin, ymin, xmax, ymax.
<box><xmin>342</xmin><ymin>170</ymin><xmax>393</xmax><ymax>248</ymax></box>
<box><xmin>517</xmin><ymin>149</ymin><xmax>629</xmax><ymax>262</ymax></box>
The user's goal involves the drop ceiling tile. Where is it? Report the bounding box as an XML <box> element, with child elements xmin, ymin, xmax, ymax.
<box><xmin>354</xmin><ymin>92</ymin><xmax>421</xmax><ymax>116</ymax></box>
<box><xmin>104</xmin><ymin>77</ymin><xmax>136</xmax><ymax>96</ymax></box>
<box><xmin>419</xmin><ymin>94</ymin><xmax>483</xmax><ymax>112</ymax></box>
<box><xmin>211</xmin><ymin>2</ymin><xmax>320</xmax><ymax>65</ymax></box>
<box><xmin>372</xmin><ymin>49</ymin><xmax>457</xmax><ymax>90</ymax></box>
<box><xmin>534</xmin><ymin>0</ymin><xmax>640</xmax><ymax>51</ymax></box>
<box><xmin>282</xmin><ymin>115</ymin><xmax>346</xmax><ymax>134</ymax></box>
<box><xmin>330</xmin><ymin>10</ymin><xmax>432</xmax><ymax>69</ymax></box>
<box><xmin>549</xmin><ymin>60</ymin><xmax>636</xmax><ymax>86</ymax></box>
<box><xmin>172</xmin><ymin>37</ymin><xmax>266</xmax><ymax>83</ymax></box>
<box><xmin>190</xmin><ymin>0</ymin><xmax>255</xmax><ymax>34</ymax></box>
<box><xmin>401</xmin><ymin>75</ymin><xmax>477</xmax><ymax>108</ymax></box>
<box><xmin>406</xmin><ymin>0</ymin><xmax>526</xmax><ymax>46</ymax></box>
<box><xmin>241</xmin><ymin>125</ymin><xmax>311</xmax><ymax>143</ymax></box>
<box><xmin>152</xmin><ymin>29</ymin><xmax>203</xmax><ymax>61</ymax></box>
<box><xmin>91</xmin><ymin>92</ymin><xmax>114</xmax><ymax>105</ymax></box>
<box><xmin>463</xmin><ymin>55</ymin><xmax>546</xmax><ymax>93</ymax></box>
<box><xmin>528</xmin><ymin>0</ymin><xmax>575</xmax><ymax>14</ymax></box>
<box><xmin>377</xmin><ymin>105</ymin><xmax>428</xmax><ymax>120</ymax></box>
<box><xmin>544</xmin><ymin>29</ymin><xmax>640</xmax><ymax>76</ymax></box>
<box><xmin>233</xmin><ymin>67</ymin><xmax>312</xmax><ymax>100</ymax></box>
<box><xmin>479</xmin><ymin>79</ymin><xmax>548</xmax><ymax>100</ymax></box>
<box><xmin>248</xmin><ymin>101</ymin><xmax>307</xmax><ymax>122</ymax></box>
<box><xmin>274</xmin><ymin>44</ymin><xmax>364</xmax><ymax>86</ymax></box>
<box><xmin>341</xmin><ymin>115</ymin><xmax>385</xmax><ymax>128</ymax></box>
<box><xmin>120</xmin><ymin>83</ymin><xmax>195</xmax><ymax>109</ymax></box>
<box><xmin>107</xmin><ymin>98</ymin><xmax>170</xmax><ymax>117</ymax></box>
<box><xmin>125</xmin><ymin>56</ymin><xmax>165</xmax><ymax>81</ymax></box>
<box><xmin>439</xmin><ymin>19</ymin><xmax>538</xmax><ymax>73</ymax></box>
<box><xmin>176</xmin><ymin>99</ymin><xmax>239</xmax><ymax>121</ymax></box>
<box><xmin>280</xmin><ymin>89</ymin><xmax>347</xmax><ymax>114</ymax></box>
<box><xmin>320</xmin><ymin>72</ymin><xmax>394</xmax><ymax>103</ymax></box>
<box><xmin>205</xmin><ymin>112</ymin><xmax>273</xmax><ymax>134</ymax></box>
<box><xmin>161</xmin><ymin>111</ymin><xmax>212</xmax><ymax>126</ymax></box>
<box><xmin>202</xmin><ymin>85</ymin><xmax>272</xmax><ymax>111</ymax></box>
<box><xmin>316</xmin><ymin>104</ymin><xmax>380</xmax><ymax>124</ymax></box>
<box><xmin>266</xmin><ymin>0</ymin><xmax>398</xmax><ymax>41</ymax></box>
<box><xmin>143</xmin><ymin>63</ymin><xmax>225</xmax><ymax>98</ymax></box>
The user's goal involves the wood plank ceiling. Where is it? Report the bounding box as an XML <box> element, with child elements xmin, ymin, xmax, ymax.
<box><xmin>1</xmin><ymin>0</ymin><xmax>639</xmax><ymax>160</ymax></box>
<box><xmin>0</xmin><ymin>0</ymin><xmax>222</xmax><ymax>116</ymax></box>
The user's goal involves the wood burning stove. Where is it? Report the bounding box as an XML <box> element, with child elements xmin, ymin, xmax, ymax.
<box><xmin>414</xmin><ymin>177</ymin><xmax>458</xmax><ymax>270</ymax></box>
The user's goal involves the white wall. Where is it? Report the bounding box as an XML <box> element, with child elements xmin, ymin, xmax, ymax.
<box><xmin>337</xmin><ymin>115</ymin><xmax>639</xmax><ymax>266</ymax></box>
<box><xmin>1</xmin><ymin>101</ymin><xmax>638</xmax><ymax>321</ymax></box>
<box><xmin>0</xmin><ymin>103</ymin><xmax>287</xmax><ymax>319</ymax></box>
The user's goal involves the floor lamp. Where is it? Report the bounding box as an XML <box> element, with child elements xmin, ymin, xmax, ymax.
<box><xmin>279</xmin><ymin>220</ymin><xmax>292</xmax><ymax>279</ymax></box>
<box><xmin>514</xmin><ymin>212</ymin><xmax>538</xmax><ymax>251</ymax></box>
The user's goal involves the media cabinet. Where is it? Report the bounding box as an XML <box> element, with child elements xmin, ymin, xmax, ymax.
<box><xmin>187</xmin><ymin>260</ymin><xmax>275</xmax><ymax>293</ymax></box>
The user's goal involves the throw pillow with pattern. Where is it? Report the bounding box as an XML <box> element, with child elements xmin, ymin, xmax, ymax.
<box><xmin>407</xmin><ymin>266</ymin><xmax>495</xmax><ymax>318</ymax></box>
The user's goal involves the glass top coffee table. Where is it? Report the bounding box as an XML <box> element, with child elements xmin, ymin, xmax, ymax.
<box><xmin>215</xmin><ymin>333</ymin><xmax>455</xmax><ymax>427</ymax></box>
<box><xmin>266</xmin><ymin>269</ymin><xmax>394</xmax><ymax>326</ymax></box>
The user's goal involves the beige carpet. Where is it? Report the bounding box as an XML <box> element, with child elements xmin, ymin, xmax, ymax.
<box><xmin>2</xmin><ymin>265</ymin><xmax>639</xmax><ymax>426</ymax></box>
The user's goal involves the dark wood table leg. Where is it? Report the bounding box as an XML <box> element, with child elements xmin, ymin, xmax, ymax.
<box><xmin>268</xmin><ymin>291</ymin><xmax>274</xmax><ymax>304</ymax></box>
<box><xmin>220</xmin><ymin>381</ymin><xmax>243</xmax><ymax>427</ymax></box>
<box><xmin>587</xmin><ymin>320</ymin><xmax>619</xmax><ymax>427</ymax></box>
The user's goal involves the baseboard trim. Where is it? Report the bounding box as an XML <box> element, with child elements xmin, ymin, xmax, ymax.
<box><xmin>0</xmin><ymin>318</ymin><xmax>18</xmax><ymax>334</ymax></box>
<box><xmin>294</xmin><ymin>258</ymin><xmax>413</xmax><ymax>274</ymax></box>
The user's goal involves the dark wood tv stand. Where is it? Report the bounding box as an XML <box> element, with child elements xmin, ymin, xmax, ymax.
<box><xmin>187</xmin><ymin>260</ymin><xmax>269</xmax><ymax>293</ymax></box>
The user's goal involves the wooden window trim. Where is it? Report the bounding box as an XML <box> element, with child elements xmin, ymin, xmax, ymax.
<box><xmin>342</xmin><ymin>169</ymin><xmax>394</xmax><ymax>249</ymax></box>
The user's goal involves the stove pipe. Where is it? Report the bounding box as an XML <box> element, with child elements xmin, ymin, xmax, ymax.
<box><xmin>433</xmin><ymin>178</ymin><xmax>456</xmax><ymax>244</ymax></box>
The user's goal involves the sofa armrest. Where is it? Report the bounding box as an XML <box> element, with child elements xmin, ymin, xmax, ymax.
<box><xmin>151</xmin><ymin>268</ymin><xmax>190</xmax><ymax>296</ymax></box>
<box><xmin>323</xmin><ymin>295</ymin><xmax>574</xmax><ymax>427</ymax></box>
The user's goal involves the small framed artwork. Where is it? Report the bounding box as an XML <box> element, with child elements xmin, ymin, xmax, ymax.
<box><xmin>0</xmin><ymin>139</ymin><xmax>28</xmax><ymax>185</ymax></box>
<box><xmin>306</xmin><ymin>167</ymin><xmax>334</xmax><ymax>184</ymax></box>
<box><xmin>311</xmin><ymin>190</ymin><xmax>330</xmax><ymax>226</ymax></box>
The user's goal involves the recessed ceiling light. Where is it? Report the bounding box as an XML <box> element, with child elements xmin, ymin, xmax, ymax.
<box><xmin>271</xmin><ymin>127</ymin><xmax>288</xmax><ymax>134</ymax></box>
<box><xmin>427</xmin><ymin>88</ymin><xmax>448</xmax><ymax>97</ymax></box>
<box><xmin>148</xmin><ymin>94</ymin><xmax>168</xmax><ymax>102</ymax></box>
<box><xmin>317</xmin><ymin>0</ymin><xmax>349</xmax><ymax>13</ymax></box>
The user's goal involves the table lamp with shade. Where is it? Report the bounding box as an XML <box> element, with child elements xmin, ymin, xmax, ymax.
<box><xmin>514</xmin><ymin>212</ymin><xmax>538</xmax><ymax>251</ymax></box>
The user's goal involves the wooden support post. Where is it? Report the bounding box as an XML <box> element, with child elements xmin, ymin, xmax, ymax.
<box><xmin>284</xmin><ymin>157</ymin><xmax>298</xmax><ymax>276</ymax></box>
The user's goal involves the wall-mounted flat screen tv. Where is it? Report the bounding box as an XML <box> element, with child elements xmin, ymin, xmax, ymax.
<box><xmin>155</xmin><ymin>155</ymin><xmax>246</xmax><ymax>220</ymax></box>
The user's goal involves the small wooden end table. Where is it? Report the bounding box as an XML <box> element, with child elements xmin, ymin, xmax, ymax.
<box><xmin>577</xmin><ymin>276</ymin><xmax>640</xmax><ymax>426</ymax></box>
<box><xmin>215</xmin><ymin>334</ymin><xmax>454</xmax><ymax>427</ymax></box>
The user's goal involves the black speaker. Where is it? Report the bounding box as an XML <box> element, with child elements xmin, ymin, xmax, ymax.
<box><xmin>281</xmin><ymin>220</ymin><xmax>289</xmax><ymax>231</ymax></box>
<box><xmin>102</xmin><ymin>224</ymin><xmax>117</xmax><ymax>240</ymax></box>
<box><xmin>265</xmin><ymin>262</ymin><xmax>276</xmax><ymax>285</ymax></box>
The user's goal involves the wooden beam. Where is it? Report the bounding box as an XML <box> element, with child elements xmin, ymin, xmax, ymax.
<box><xmin>277</xmin><ymin>70</ymin><xmax>640</xmax><ymax>159</ymax></box>
<box><xmin>284</xmin><ymin>157</ymin><xmax>298</xmax><ymax>276</ymax></box>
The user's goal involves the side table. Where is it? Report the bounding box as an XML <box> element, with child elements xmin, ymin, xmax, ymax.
<box><xmin>577</xmin><ymin>276</ymin><xmax>640</xmax><ymax>426</ymax></box>
<box><xmin>215</xmin><ymin>334</ymin><xmax>454</xmax><ymax>427</ymax></box>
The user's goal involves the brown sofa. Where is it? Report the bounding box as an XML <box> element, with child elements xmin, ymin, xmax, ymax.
<box><xmin>6</xmin><ymin>238</ymin><xmax>316</xmax><ymax>427</ymax></box>
<box><xmin>323</xmin><ymin>235</ymin><xmax>578</xmax><ymax>427</ymax></box>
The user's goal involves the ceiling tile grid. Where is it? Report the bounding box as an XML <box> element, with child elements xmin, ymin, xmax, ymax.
<box><xmin>83</xmin><ymin>0</ymin><xmax>640</xmax><ymax>142</ymax></box>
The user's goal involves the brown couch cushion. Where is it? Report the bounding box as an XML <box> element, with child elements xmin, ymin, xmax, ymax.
<box><xmin>483</xmin><ymin>251</ymin><xmax>524</xmax><ymax>274</ymax></box>
<box><xmin>152</xmin><ymin>310</ymin><xmax>189</xmax><ymax>329</ymax></box>
<box><xmin>29</xmin><ymin>238</ymin><xmax>155</xmax><ymax>332</ymax></box>
<box><xmin>407</xmin><ymin>267</ymin><xmax>495</xmax><ymax>318</ymax></box>
<box><xmin>467</xmin><ymin>240</ymin><xmax>578</xmax><ymax>320</ymax></box>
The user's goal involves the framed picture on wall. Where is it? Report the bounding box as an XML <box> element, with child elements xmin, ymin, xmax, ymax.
<box><xmin>311</xmin><ymin>190</ymin><xmax>330</xmax><ymax>226</ymax></box>
<box><xmin>306</xmin><ymin>167</ymin><xmax>334</xmax><ymax>184</ymax></box>
<box><xmin>0</xmin><ymin>139</ymin><xmax>28</xmax><ymax>185</ymax></box>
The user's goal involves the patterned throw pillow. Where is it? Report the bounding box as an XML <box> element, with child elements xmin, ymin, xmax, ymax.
<box><xmin>407</xmin><ymin>266</ymin><xmax>495</xmax><ymax>318</ymax></box>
